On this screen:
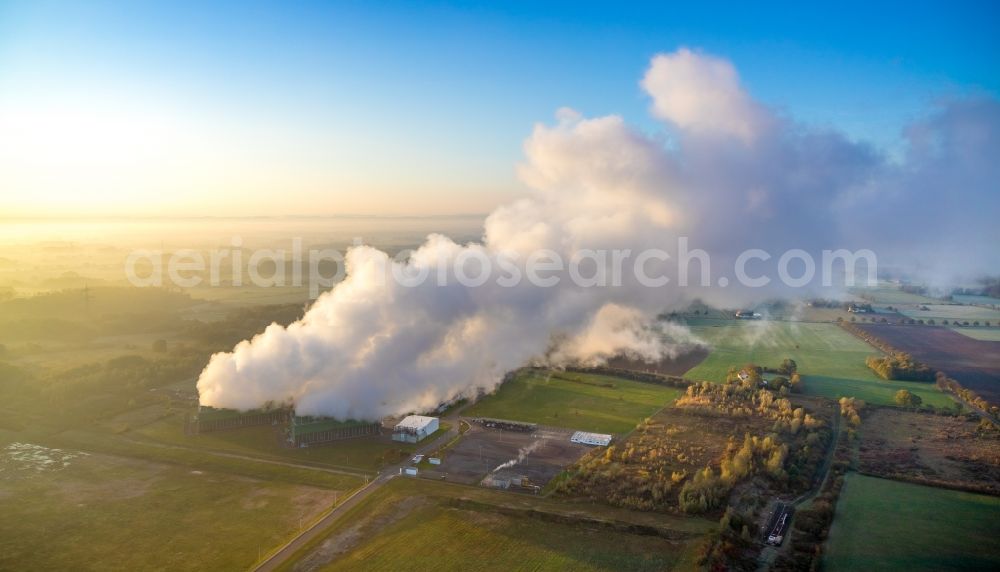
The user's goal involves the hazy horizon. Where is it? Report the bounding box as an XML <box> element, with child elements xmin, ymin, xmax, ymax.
<box><xmin>2</xmin><ymin>4</ymin><xmax>999</xmax><ymax>572</ymax></box>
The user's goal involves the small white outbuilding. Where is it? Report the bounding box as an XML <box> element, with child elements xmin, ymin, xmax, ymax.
<box><xmin>392</xmin><ymin>415</ymin><xmax>439</xmax><ymax>443</ymax></box>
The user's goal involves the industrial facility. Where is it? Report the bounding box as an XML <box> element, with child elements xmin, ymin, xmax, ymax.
<box><xmin>392</xmin><ymin>415</ymin><xmax>440</xmax><ymax>443</ymax></box>
<box><xmin>288</xmin><ymin>416</ymin><xmax>381</xmax><ymax>447</ymax></box>
<box><xmin>482</xmin><ymin>473</ymin><xmax>541</xmax><ymax>493</ymax></box>
<box><xmin>193</xmin><ymin>405</ymin><xmax>289</xmax><ymax>433</ymax></box>
<box><xmin>193</xmin><ymin>405</ymin><xmax>381</xmax><ymax>447</ymax></box>
<box><xmin>570</xmin><ymin>431</ymin><xmax>613</xmax><ymax>446</ymax></box>
<box><xmin>472</xmin><ymin>417</ymin><xmax>537</xmax><ymax>432</ymax></box>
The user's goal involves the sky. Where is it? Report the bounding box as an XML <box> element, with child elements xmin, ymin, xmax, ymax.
<box><xmin>1</xmin><ymin>0</ymin><xmax>997</xmax><ymax>218</ymax></box>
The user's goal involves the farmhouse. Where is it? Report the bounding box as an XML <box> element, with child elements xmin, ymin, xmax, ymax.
<box><xmin>570</xmin><ymin>431</ymin><xmax>613</xmax><ymax>446</ymax></box>
<box><xmin>392</xmin><ymin>415</ymin><xmax>440</xmax><ymax>443</ymax></box>
<box><xmin>847</xmin><ymin>303</ymin><xmax>873</xmax><ymax>314</ymax></box>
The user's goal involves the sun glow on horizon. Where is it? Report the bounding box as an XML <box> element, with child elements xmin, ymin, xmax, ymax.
<box><xmin>0</xmin><ymin>87</ymin><xmax>518</xmax><ymax>218</ymax></box>
<box><xmin>1</xmin><ymin>1</ymin><xmax>995</xmax><ymax>220</ymax></box>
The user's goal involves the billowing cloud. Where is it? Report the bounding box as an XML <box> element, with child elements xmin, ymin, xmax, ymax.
<box><xmin>847</xmin><ymin>97</ymin><xmax>1000</xmax><ymax>283</ymax></box>
<box><xmin>641</xmin><ymin>47</ymin><xmax>771</xmax><ymax>141</ymax></box>
<box><xmin>196</xmin><ymin>48</ymin><xmax>1000</xmax><ymax>419</ymax></box>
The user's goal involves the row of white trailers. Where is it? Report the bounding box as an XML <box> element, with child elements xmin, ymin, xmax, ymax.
<box><xmin>570</xmin><ymin>431</ymin><xmax>613</xmax><ymax>446</ymax></box>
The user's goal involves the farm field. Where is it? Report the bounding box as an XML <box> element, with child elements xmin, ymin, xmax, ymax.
<box><xmin>952</xmin><ymin>327</ymin><xmax>1000</xmax><ymax>342</ymax></box>
<box><xmin>0</xmin><ymin>443</ymin><xmax>345</xmax><ymax>572</ymax></box>
<box><xmin>823</xmin><ymin>473</ymin><xmax>1000</xmax><ymax>571</ymax></box>
<box><xmin>849</xmin><ymin>285</ymin><xmax>941</xmax><ymax>305</ymax></box>
<box><xmin>131</xmin><ymin>408</ymin><xmax>425</xmax><ymax>473</ymax></box>
<box><xmin>464</xmin><ymin>369</ymin><xmax>684</xmax><ymax>434</ymax></box>
<box><xmin>605</xmin><ymin>346</ymin><xmax>709</xmax><ymax>376</ymax></box>
<box><xmin>795</xmin><ymin>305</ymin><xmax>857</xmax><ymax>323</ymax></box>
<box><xmin>857</xmin><ymin>324</ymin><xmax>1000</xmax><ymax>405</ymax></box>
<box><xmin>803</xmin><ymin>375</ymin><xmax>952</xmax><ymax>409</ymax></box>
<box><xmin>42</xmin><ymin>428</ymin><xmax>366</xmax><ymax>491</ymax></box>
<box><xmin>682</xmin><ymin>321</ymin><xmax>952</xmax><ymax>408</ymax></box>
<box><xmin>185</xmin><ymin>285</ymin><xmax>314</xmax><ymax>311</ymax></box>
<box><xmin>950</xmin><ymin>294</ymin><xmax>1000</xmax><ymax>307</ymax></box>
<box><xmin>858</xmin><ymin>408</ymin><xmax>1000</xmax><ymax>494</ymax></box>
<box><xmin>7</xmin><ymin>337</ymin><xmax>170</xmax><ymax>371</ymax></box>
<box><xmin>898</xmin><ymin>304</ymin><xmax>1000</xmax><ymax>324</ymax></box>
<box><xmin>283</xmin><ymin>477</ymin><xmax>711</xmax><ymax>572</ymax></box>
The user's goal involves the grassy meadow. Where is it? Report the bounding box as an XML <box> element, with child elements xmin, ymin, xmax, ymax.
<box><xmin>127</xmin><ymin>407</ymin><xmax>431</xmax><ymax>473</ymax></box>
<box><xmin>849</xmin><ymin>285</ymin><xmax>941</xmax><ymax>305</ymax></box>
<box><xmin>0</xmin><ymin>240</ymin><xmax>372</xmax><ymax>570</ymax></box>
<box><xmin>898</xmin><ymin>304</ymin><xmax>1000</xmax><ymax>323</ymax></box>
<box><xmin>683</xmin><ymin>320</ymin><xmax>953</xmax><ymax>408</ymax></box>
<box><xmin>823</xmin><ymin>473</ymin><xmax>1000</xmax><ymax>571</ymax></box>
<box><xmin>282</xmin><ymin>477</ymin><xmax>711</xmax><ymax>572</ymax></box>
<box><xmin>0</xmin><ymin>440</ymin><xmax>349</xmax><ymax>571</ymax></box>
<box><xmin>465</xmin><ymin>369</ymin><xmax>684</xmax><ymax>434</ymax></box>
<box><xmin>43</xmin><ymin>428</ymin><xmax>365</xmax><ymax>491</ymax></box>
<box><xmin>950</xmin><ymin>294</ymin><xmax>1000</xmax><ymax>306</ymax></box>
<box><xmin>951</xmin><ymin>327</ymin><xmax>1000</xmax><ymax>341</ymax></box>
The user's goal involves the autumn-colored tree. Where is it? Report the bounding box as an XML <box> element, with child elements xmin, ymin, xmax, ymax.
<box><xmin>894</xmin><ymin>389</ymin><xmax>923</xmax><ymax>408</ymax></box>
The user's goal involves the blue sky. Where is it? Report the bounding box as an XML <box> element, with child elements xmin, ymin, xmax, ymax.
<box><xmin>1</xmin><ymin>0</ymin><xmax>997</xmax><ymax>216</ymax></box>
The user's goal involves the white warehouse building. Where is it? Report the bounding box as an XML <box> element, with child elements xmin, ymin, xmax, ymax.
<box><xmin>392</xmin><ymin>415</ymin><xmax>439</xmax><ymax>443</ymax></box>
<box><xmin>571</xmin><ymin>431</ymin><xmax>613</xmax><ymax>446</ymax></box>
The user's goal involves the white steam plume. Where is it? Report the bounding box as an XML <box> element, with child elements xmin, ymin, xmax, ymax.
<box><xmin>197</xmin><ymin>48</ymin><xmax>1000</xmax><ymax>419</ymax></box>
<box><xmin>491</xmin><ymin>440</ymin><xmax>545</xmax><ymax>473</ymax></box>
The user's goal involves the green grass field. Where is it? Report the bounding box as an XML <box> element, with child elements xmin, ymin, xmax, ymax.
<box><xmin>951</xmin><ymin>327</ymin><xmax>1000</xmax><ymax>341</ymax></box>
<box><xmin>97</xmin><ymin>399</ymin><xmax>433</xmax><ymax>473</ymax></box>
<box><xmin>823</xmin><ymin>474</ymin><xmax>1000</xmax><ymax>571</ymax></box>
<box><xmin>0</xmin><ymin>445</ymin><xmax>346</xmax><ymax>571</ymax></box>
<box><xmin>464</xmin><ymin>370</ymin><xmax>683</xmax><ymax>434</ymax></box>
<box><xmin>683</xmin><ymin>321</ymin><xmax>952</xmax><ymax>408</ymax></box>
<box><xmin>284</xmin><ymin>477</ymin><xmax>710</xmax><ymax>572</ymax></box>
<box><xmin>950</xmin><ymin>294</ymin><xmax>1000</xmax><ymax>306</ymax></box>
<box><xmin>898</xmin><ymin>304</ymin><xmax>1000</xmax><ymax>323</ymax></box>
<box><xmin>132</xmin><ymin>415</ymin><xmax>424</xmax><ymax>473</ymax></box>
<box><xmin>849</xmin><ymin>286</ymin><xmax>941</xmax><ymax>305</ymax></box>
<box><xmin>44</xmin><ymin>428</ymin><xmax>366</xmax><ymax>491</ymax></box>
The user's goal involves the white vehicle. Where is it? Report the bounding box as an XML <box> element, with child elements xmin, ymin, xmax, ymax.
<box><xmin>411</xmin><ymin>454</ymin><xmax>424</xmax><ymax>464</ymax></box>
<box><xmin>767</xmin><ymin>511</ymin><xmax>789</xmax><ymax>545</ymax></box>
